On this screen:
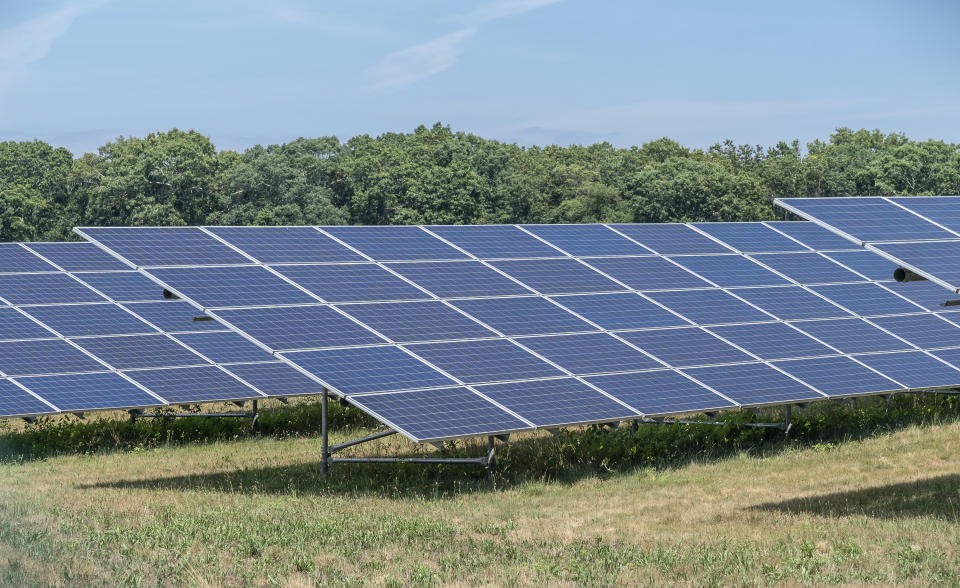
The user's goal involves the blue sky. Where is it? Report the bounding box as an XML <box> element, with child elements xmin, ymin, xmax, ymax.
<box><xmin>1</xmin><ymin>0</ymin><xmax>959</xmax><ymax>154</ymax></box>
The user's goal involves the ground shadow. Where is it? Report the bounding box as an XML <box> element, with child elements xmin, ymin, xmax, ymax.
<box><xmin>751</xmin><ymin>473</ymin><xmax>960</xmax><ymax>521</ymax></box>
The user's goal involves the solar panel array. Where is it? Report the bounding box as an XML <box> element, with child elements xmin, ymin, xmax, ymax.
<box><xmin>0</xmin><ymin>242</ymin><xmax>323</xmax><ymax>418</ymax></box>
<box><xmin>76</xmin><ymin>222</ymin><xmax>960</xmax><ymax>443</ymax></box>
<box><xmin>777</xmin><ymin>196</ymin><xmax>960</xmax><ymax>293</ymax></box>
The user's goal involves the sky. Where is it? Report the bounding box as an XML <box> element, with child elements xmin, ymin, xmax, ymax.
<box><xmin>1</xmin><ymin>0</ymin><xmax>959</xmax><ymax>155</ymax></box>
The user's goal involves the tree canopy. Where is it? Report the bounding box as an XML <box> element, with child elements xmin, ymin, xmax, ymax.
<box><xmin>1</xmin><ymin>124</ymin><xmax>958</xmax><ymax>241</ymax></box>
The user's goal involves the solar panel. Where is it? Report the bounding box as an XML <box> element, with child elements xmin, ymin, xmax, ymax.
<box><xmin>16</xmin><ymin>372</ymin><xmax>162</xmax><ymax>411</ymax></box>
<box><xmin>407</xmin><ymin>339</ymin><xmax>564</xmax><ymax>384</ymax></box>
<box><xmin>549</xmin><ymin>293</ymin><xmax>688</xmax><ymax>330</ymax></box>
<box><xmin>886</xmin><ymin>281</ymin><xmax>959</xmax><ymax>311</ymax></box>
<box><xmin>522</xmin><ymin>224</ymin><xmax>652</xmax><ymax>256</ymax></box>
<box><xmin>749</xmin><ymin>253</ymin><xmax>865</xmax><ymax>285</ymax></box>
<box><xmin>212</xmin><ymin>305</ymin><xmax>384</xmax><ymax>351</ymax></box>
<box><xmin>708</xmin><ymin>322</ymin><xmax>836</xmax><ymax>360</ymax></box>
<box><xmin>668</xmin><ymin>255</ymin><xmax>790</xmax><ymax>287</ymax></box>
<box><xmin>867</xmin><ymin>314</ymin><xmax>960</xmax><ymax>350</ymax></box>
<box><xmin>205</xmin><ymin>226</ymin><xmax>363</xmax><ymax>263</ymax></box>
<box><xmin>0</xmin><ymin>273</ymin><xmax>106</xmax><ymax>304</ymax></box>
<box><xmin>808</xmin><ymin>283</ymin><xmax>922</xmax><ymax>316</ymax></box>
<box><xmin>581</xmin><ymin>257</ymin><xmax>709</xmax><ymax>290</ymax></box>
<box><xmin>0</xmin><ymin>308</ymin><xmax>55</xmax><ymax>340</ymax></box>
<box><xmin>0</xmin><ymin>379</ymin><xmax>56</xmax><ymax>417</ymax></box>
<box><xmin>74</xmin><ymin>334</ymin><xmax>209</xmax><ymax>370</ymax></box>
<box><xmin>322</xmin><ymin>226</ymin><xmax>468</xmax><ymax>261</ymax></box>
<box><xmin>585</xmin><ymin>370</ymin><xmax>736</xmax><ymax>415</ymax></box>
<box><xmin>619</xmin><ymin>327</ymin><xmax>755</xmax><ymax>367</ymax></box>
<box><xmin>23</xmin><ymin>303</ymin><xmax>158</xmax><ymax>337</ymax></box>
<box><xmin>347</xmin><ymin>387</ymin><xmax>532</xmax><ymax>442</ymax></box>
<box><xmin>338</xmin><ymin>301</ymin><xmax>496</xmax><ymax>343</ymax></box>
<box><xmin>693</xmin><ymin>223</ymin><xmax>807</xmax><ymax>253</ymax></box>
<box><xmin>871</xmin><ymin>240</ymin><xmax>960</xmax><ymax>287</ymax></box>
<box><xmin>517</xmin><ymin>333</ymin><xmax>662</xmax><ymax>374</ymax></box>
<box><xmin>489</xmin><ymin>259</ymin><xmax>626</xmax><ymax>294</ymax></box>
<box><xmin>280</xmin><ymin>346</ymin><xmax>456</xmax><ymax>394</ymax></box>
<box><xmin>77</xmin><ymin>227</ymin><xmax>253</xmax><ymax>267</ymax></box>
<box><xmin>121</xmin><ymin>302</ymin><xmax>222</xmax><ymax>332</ymax></box>
<box><xmin>74</xmin><ymin>271</ymin><xmax>166</xmax><ymax>302</ymax></box>
<box><xmin>683</xmin><ymin>363</ymin><xmax>824</xmax><ymax>405</ymax></box>
<box><xmin>425</xmin><ymin>225</ymin><xmax>564</xmax><ymax>259</ymax></box>
<box><xmin>273</xmin><ymin>263</ymin><xmax>430</xmax><ymax>303</ymax></box>
<box><xmin>888</xmin><ymin>196</ymin><xmax>960</xmax><ymax>234</ymax></box>
<box><xmin>223</xmin><ymin>362</ymin><xmax>326</xmax><ymax>397</ymax></box>
<box><xmin>852</xmin><ymin>351</ymin><xmax>960</xmax><ymax>390</ymax></box>
<box><xmin>385</xmin><ymin>261</ymin><xmax>530</xmax><ymax>298</ymax></box>
<box><xmin>474</xmin><ymin>378</ymin><xmax>638</xmax><ymax>426</ymax></box>
<box><xmin>123</xmin><ymin>366</ymin><xmax>264</xmax><ymax>403</ymax></box>
<box><xmin>771</xmin><ymin>356</ymin><xmax>902</xmax><ymax>397</ymax></box>
<box><xmin>610</xmin><ymin>224</ymin><xmax>732</xmax><ymax>254</ymax></box>
<box><xmin>0</xmin><ymin>339</ymin><xmax>105</xmax><ymax>376</ymax></box>
<box><xmin>643</xmin><ymin>289</ymin><xmax>772</xmax><ymax>325</ymax></box>
<box><xmin>789</xmin><ymin>318</ymin><xmax>911</xmax><ymax>353</ymax></box>
<box><xmin>0</xmin><ymin>243</ymin><xmax>57</xmax><ymax>273</ymax></box>
<box><xmin>763</xmin><ymin>221</ymin><xmax>860</xmax><ymax>251</ymax></box>
<box><xmin>24</xmin><ymin>242</ymin><xmax>129</xmax><ymax>271</ymax></box>
<box><xmin>149</xmin><ymin>266</ymin><xmax>317</xmax><ymax>308</ymax></box>
<box><xmin>450</xmin><ymin>297</ymin><xmax>598</xmax><ymax>336</ymax></box>
<box><xmin>820</xmin><ymin>251</ymin><xmax>897</xmax><ymax>281</ymax></box>
<box><xmin>732</xmin><ymin>286</ymin><xmax>851</xmax><ymax>320</ymax></box>
<box><xmin>776</xmin><ymin>197</ymin><xmax>956</xmax><ymax>242</ymax></box>
<box><xmin>173</xmin><ymin>331</ymin><xmax>274</xmax><ymax>363</ymax></box>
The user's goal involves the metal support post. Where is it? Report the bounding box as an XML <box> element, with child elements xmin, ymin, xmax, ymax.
<box><xmin>321</xmin><ymin>388</ymin><xmax>329</xmax><ymax>477</ymax></box>
<box><xmin>250</xmin><ymin>399</ymin><xmax>259</xmax><ymax>433</ymax></box>
<box><xmin>783</xmin><ymin>405</ymin><xmax>792</xmax><ymax>438</ymax></box>
<box><xmin>486</xmin><ymin>435</ymin><xmax>496</xmax><ymax>481</ymax></box>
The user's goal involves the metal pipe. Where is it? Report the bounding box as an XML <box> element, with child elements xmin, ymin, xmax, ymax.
<box><xmin>636</xmin><ymin>418</ymin><xmax>785</xmax><ymax>428</ymax></box>
<box><xmin>329</xmin><ymin>457</ymin><xmax>488</xmax><ymax>465</ymax></box>
<box><xmin>328</xmin><ymin>430</ymin><xmax>397</xmax><ymax>453</ymax></box>
<box><xmin>321</xmin><ymin>388</ymin><xmax>329</xmax><ymax>477</ymax></box>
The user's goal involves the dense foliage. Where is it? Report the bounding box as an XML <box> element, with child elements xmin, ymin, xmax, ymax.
<box><xmin>2</xmin><ymin>124</ymin><xmax>959</xmax><ymax>240</ymax></box>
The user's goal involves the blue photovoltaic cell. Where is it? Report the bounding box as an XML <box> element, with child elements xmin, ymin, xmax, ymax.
<box><xmin>693</xmin><ymin>223</ymin><xmax>807</xmax><ymax>253</ymax></box>
<box><xmin>490</xmin><ymin>259</ymin><xmax>626</xmax><ymax>294</ymax></box>
<box><xmin>322</xmin><ymin>226</ymin><xmax>468</xmax><ymax>261</ymax></box>
<box><xmin>205</xmin><ymin>226</ymin><xmax>364</xmax><ymax>263</ymax></box>
<box><xmin>810</xmin><ymin>283</ymin><xmax>922</xmax><ymax>316</ymax></box>
<box><xmin>149</xmin><ymin>266</ymin><xmax>317</xmax><ymax>308</ymax></box>
<box><xmin>75</xmin><ymin>334</ymin><xmax>209</xmax><ymax>370</ymax></box>
<box><xmin>586</xmin><ymin>370</ymin><xmax>736</xmax><ymax>415</ymax></box>
<box><xmin>518</xmin><ymin>333</ymin><xmax>661</xmax><ymax>374</ymax></box>
<box><xmin>872</xmin><ymin>241</ymin><xmax>960</xmax><ymax>290</ymax></box>
<box><xmin>869</xmin><ymin>314</ymin><xmax>960</xmax><ymax>350</ymax></box>
<box><xmin>522</xmin><ymin>224</ymin><xmax>652</xmax><ymax>256</ymax></box>
<box><xmin>644</xmin><ymin>289</ymin><xmax>772</xmax><ymax>325</ymax></box>
<box><xmin>749</xmin><ymin>253</ymin><xmax>866</xmax><ymax>285</ymax></box>
<box><xmin>349</xmin><ymin>387</ymin><xmax>531</xmax><ymax>441</ymax></box>
<box><xmin>425</xmin><ymin>225</ymin><xmax>564</xmax><ymax>259</ymax></box>
<box><xmin>929</xmin><ymin>348</ymin><xmax>960</xmax><ymax>373</ymax></box>
<box><xmin>886</xmin><ymin>281</ymin><xmax>958</xmax><ymax>311</ymax></box>
<box><xmin>23</xmin><ymin>304</ymin><xmax>157</xmax><ymax>337</ymax></box>
<box><xmin>74</xmin><ymin>271</ymin><xmax>165</xmax><ymax>302</ymax></box>
<box><xmin>0</xmin><ymin>243</ymin><xmax>56</xmax><ymax>273</ymax></box>
<box><xmin>0</xmin><ymin>339</ymin><xmax>104</xmax><ymax>376</ymax></box>
<box><xmin>708</xmin><ymin>322</ymin><xmax>836</xmax><ymax>360</ymax></box>
<box><xmin>451</xmin><ymin>297</ymin><xmax>598</xmax><ymax>336</ymax></box>
<box><xmin>213</xmin><ymin>305</ymin><xmax>384</xmax><ymax>351</ymax></box>
<box><xmin>777</xmin><ymin>197</ymin><xmax>956</xmax><ymax>242</ymax></box>
<box><xmin>25</xmin><ymin>242</ymin><xmax>129</xmax><ymax>271</ymax></box>
<box><xmin>339</xmin><ymin>301</ymin><xmax>495</xmax><ymax>343</ymax></box>
<box><xmin>224</xmin><ymin>362</ymin><xmax>326</xmax><ymax>397</ymax></box>
<box><xmin>274</xmin><ymin>263</ymin><xmax>429</xmax><ymax>302</ymax></box>
<box><xmin>385</xmin><ymin>261</ymin><xmax>530</xmax><ymax>298</ymax></box>
<box><xmin>17</xmin><ymin>372</ymin><xmax>161</xmax><ymax>411</ymax></box>
<box><xmin>889</xmin><ymin>196</ymin><xmax>960</xmax><ymax>234</ymax></box>
<box><xmin>475</xmin><ymin>378</ymin><xmax>637</xmax><ymax>426</ymax></box>
<box><xmin>124</xmin><ymin>365</ymin><xmax>264</xmax><ymax>403</ymax></box>
<box><xmin>78</xmin><ymin>227</ymin><xmax>253</xmax><ymax>267</ymax></box>
<box><xmin>610</xmin><ymin>224</ymin><xmax>732</xmax><ymax>254</ymax></box>
<box><xmin>280</xmin><ymin>346</ymin><xmax>456</xmax><ymax>394</ymax></box>
<box><xmin>772</xmin><ymin>356</ymin><xmax>902</xmax><ymax>397</ymax></box>
<box><xmin>0</xmin><ymin>308</ymin><xmax>54</xmax><ymax>340</ymax></box>
<box><xmin>668</xmin><ymin>255</ymin><xmax>789</xmax><ymax>287</ymax></box>
<box><xmin>619</xmin><ymin>327</ymin><xmax>755</xmax><ymax>367</ymax></box>
<box><xmin>550</xmin><ymin>293</ymin><xmax>688</xmax><ymax>330</ymax></box>
<box><xmin>173</xmin><ymin>331</ymin><xmax>274</xmax><ymax>363</ymax></box>
<box><xmin>852</xmin><ymin>351</ymin><xmax>960</xmax><ymax>390</ymax></box>
<box><xmin>120</xmin><ymin>302</ymin><xmax>222</xmax><ymax>332</ymax></box>
<box><xmin>820</xmin><ymin>250</ymin><xmax>898</xmax><ymax>281</ymax></box>
<box><xmin>409</xmin><ymin>339</ymin><xmax>564</xmax><ymax>383</ymax></box>
<box><xmin>764</xmin><ymin>221</ymin><xmax>860</xmax><ymax>251</ymax></box>
<box><xmin>0</xmin><ymin>273</ymin><xmax>106</xmax><ymax>304</ymax></box>
<box><xmin>788</xmin><ymin>318</ymin><xmax>911</xmax><ymax>353</ymax></box>
<box><xmin>733</xmin><ymin>286</ymin><xmax>850</xmax><ymax>320</ymax></box>
<box><xmin>684</xmin><ymin>362</ymin><xmax>823</xmax><ymax>405</ymax></box>
<box><xmin>581</xmin><ymin>257</ymin><xmax>709</xmax><ymax>290</ymax></box>
<box><xmin>0</xmin><ymin>379</ymin><xmax>55</xmax><ymax>417</ymax></box>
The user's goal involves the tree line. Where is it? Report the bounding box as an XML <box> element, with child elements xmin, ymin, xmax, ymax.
<box><xmin>1</xmin><ymin>124</ymin><xmax>958</xmax><ymax>241</ymax></box>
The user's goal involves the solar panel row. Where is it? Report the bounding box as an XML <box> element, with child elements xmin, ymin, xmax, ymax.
<box><xmin>78</xmin><ymin>223</ymin><xmax>960</xmax><ymax>442</ymax></box>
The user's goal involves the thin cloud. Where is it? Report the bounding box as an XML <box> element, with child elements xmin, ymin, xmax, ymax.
<box><xmin>459</xmin><ymin>0</ymin><xmax>562</xmax><ymax>24</ymax></box>
<box><xmin>0</xmin><ymin>0</ymin><xmax>108</xmax><ymax>100</ymax></box>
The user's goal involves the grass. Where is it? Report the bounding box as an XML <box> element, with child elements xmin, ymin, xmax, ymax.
<box><xmin>0</xmin><ymin>396</ymin><xmax>959</xmax><ymax>586</ymax></box>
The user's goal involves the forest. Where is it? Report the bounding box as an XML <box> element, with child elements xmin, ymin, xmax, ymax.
<box><xmin>1</xmin><ymin>124</ymin><xmax>959</xmax><ymax>242</ymax></box>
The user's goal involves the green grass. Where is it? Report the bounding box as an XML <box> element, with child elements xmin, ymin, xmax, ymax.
<box><xmin>1</xmin><ymin>395</ymin><xmax>959</xmax><ymax>586</ymax></box>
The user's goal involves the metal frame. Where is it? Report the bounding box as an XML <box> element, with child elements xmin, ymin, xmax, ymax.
<box><xmin>128</xmin><ymin>399</ymin><xmax>261</xmax><ymax>431</ymax></box>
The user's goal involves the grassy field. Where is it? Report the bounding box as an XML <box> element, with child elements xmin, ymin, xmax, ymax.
<box><xmin>0</xmin><ymin>398</ymin><xmax>959</xmax><ymax>586</ymax></box>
